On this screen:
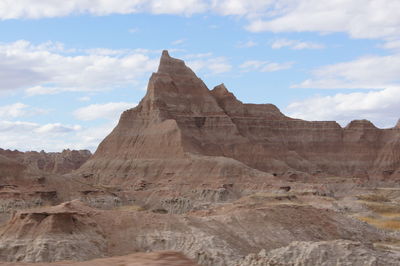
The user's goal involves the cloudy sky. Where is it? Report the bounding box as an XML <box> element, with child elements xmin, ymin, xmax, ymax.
<box><xmin>1</xmin><ymin>0</ymin><xmax>400</xmax><ymax>151</ymax></box>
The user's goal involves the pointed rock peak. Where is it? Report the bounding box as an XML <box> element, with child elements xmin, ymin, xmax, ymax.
<box><xmin>210</xmin><ymin>83</ymin><xmax>242</xmax><ymax>110</ymax></box>
<box><xmin>161</xmin><ymin>50</ymin><xmax>170</xmax><ymax>58</ymax></box>
<box><xmin>157</xmin><ymin>50</ymin><xmax>195</xmax><ymax>76</ymax></box>
<box><xmin>211</xmin><ymin>83</ymin><xmax>237</xmax><ymax>100</ymax></box>
<box><xmin>345</xmin><ymin>119</ymin><xmax>377</xmax><ymax>129</ymax></box>
<box><xmin>212</xmin><ymin>83</ymin><xmax>229</xmax><ymax>94</ymax></box>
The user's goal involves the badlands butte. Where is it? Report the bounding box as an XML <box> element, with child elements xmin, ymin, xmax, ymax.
<box><xmin>1</xmin><ymin>51</ymin><xmax>400</xmax><ymax>265</ymax></box>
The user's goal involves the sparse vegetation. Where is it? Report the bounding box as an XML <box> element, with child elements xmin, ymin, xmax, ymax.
<box><xmin>356</xmin><ymin>194</ymin><xmax>390</xmax><ymax>202</ymax></box>
<box><xmin>356</xmin><ymin>194</ymin><xmax>400</xmax><ymax>231</ymax></box>
<box><xmin>363</xmin><ymin>202</ymin><xmax>400</xmax><ymax>214</ymax></box>
<box><xmin>114</xmin><ymin>205</ymin><xmax>145</xmax><ymax>212</ymax></box>
<box><xmin>359</xmin><ymin>216</ymin><xmax>400</xmax><ymax>231</ymax></box>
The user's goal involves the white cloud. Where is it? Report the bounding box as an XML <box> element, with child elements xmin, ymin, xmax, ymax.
<box><xmin>0</xmin><ymin>120</ymin><xmax>38</xmax><ymax>132</ymax></box>
<box><xmin>293</xmin><ymin>54</ymin><xmax>400</xmax><ymax>89</ymax></box>
<box><xmin>0</xmin><ymin>0</ymin><xmax>208</xmax><ymax>19</ymax></box>
<box><xmin>246</xmin><ymin>0</ymin><xmax>400</xmax><ymax>41</ymax></box>
<box><xmin>171</xmin><ymin>39</ymin><xmax>186</xmax><ymax>45</ymax></box>
<box><xmin>0</xmin><ymin>0</ymin><xmax>277</xmax><ymax>22</ymax></box>
<box><xmin>208</xmin><ymin>58</ymin><xmax>232</xmax><ymax>74</ymax></box>
<box><xmin>2</xmin><ymin>0</ymin><xmax>400</xmax><ymax>46</ymax></box>
<box><xmin>382</xmin><ymin>40</ymin><xmax>400</xmax><ymax>50</ymax></box>
<box><xmin>25</xmin><ymin>86</ymin><xmax>74</xmax><ymax>96</ymax></box>
<box><xmin>78</xmin><ymin>96</ymin><xmax>91</xmax><ymax>102</ymax></box>
<box><xmin>148</xmin><ymin>0</ymin><xmax>208</xmax><ymax>15</ymax></box>
<box><xmin>0</xmin><ymin>118</ymin><xmax>114</xmax><ymax>152</ymax></box>
<box><xmin>0</xmin><ymin>103</ymin><xmax>28</xmax><ymax>118</ymax></box>
<box><xmin>0</xmin><ymin>102</ymin><xmax>47</xmax><ymax>118</ymax></box>
<box><xmin>35</xmin><ymin>123</ymin><xmax>82</xmax><ymax>134</ymax></box>
<box><xmin>240</xmin><ymin>60</ymin><xmax>293</xmax><ymax>72</ymax></box>
<box><xmin>0</xmin><ymin>120</ymin><xmax>80</xmax><ymax>135</ymax></box>
<box><xmin>271</xmin><ymin>38</ymin><xmax>324</xmax><ymax>50</ymax></box>
<box><xmin>286</xmin><ymin>86</ymin><xmax>400</xmax><ymax>128</ymax></box>
<box><xmin>286</xmin><ymin>46</ymin><xmax>400</xmax><ymax>128</ymax></box>
<box><xmin>0</xmin><ymin>40</ymin><xmax>158</xmax><ymax>95</ymax></box>
<box><xmin>210</xmin><ymin>0</ymin><xmax>276</xmax><ymax>17</ymax></box>
<box><xmin>237</xmin><ymin>40</ymin><xmax>258</xmax><ymax>48</ymax></box>
<box><xmin>0</xmin><ymin>120</ymin><xmax>85</xmax><ymax>151</ymax></box>
<box><xmin>74</xmin><ymin>122</ymin><xmax>117</xmax><ymax>151</ymax></box>
<box><xmin>187</xmin><ymin>57</ymin><xmax>232</xmax><ymax>74</ymax></box>
<box><xmin>74</xmin><ymin>102</ymin><xmax>136</xmax><ymax>121</ymax></box>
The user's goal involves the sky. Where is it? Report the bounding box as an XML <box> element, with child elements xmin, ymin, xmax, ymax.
<box><xmin>1</xmin><ymin>0</ymin><xmax>400</xmax><ymax>152</ymax></box>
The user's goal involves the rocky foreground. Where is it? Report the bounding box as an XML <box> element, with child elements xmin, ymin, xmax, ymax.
<box><xmin>1</xmin><ymin>51</ymin><xmax>400</xmax><ymax>265</ymax></box>
<box><xmin>1</xmin><ymin>251</ymin><xmax>198</xmax><ymax>266</ymax></box>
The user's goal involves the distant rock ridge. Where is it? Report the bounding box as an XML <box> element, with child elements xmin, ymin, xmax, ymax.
<box><xmin>0</xmin><ymin>148</ymin><xmax>91</xmax><ymax>174</ymax></box>
<box><xmin>79</xmin><ymin>50</ymin><xmax>400</xmax><ymax>184</ymax></box>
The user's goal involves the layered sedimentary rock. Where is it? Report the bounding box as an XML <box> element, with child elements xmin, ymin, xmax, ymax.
<box><xmin>0</xmin><ymin>148</ymin><xmax>91</xmax><ymax>175</ymax></box>
<box><xmin>80</xmin><ymin>50</ymin><xmax>400</xmax><ymax>186</ymax></box>
<box><xmin>0</xmin><ymin>200</ymin><xmax>106</xmax><ymax>262</ymax></box>
<box><xmin>0</xmin><ymin>149</ymin><xmax>92</xmax><ymax>222</ymax></box>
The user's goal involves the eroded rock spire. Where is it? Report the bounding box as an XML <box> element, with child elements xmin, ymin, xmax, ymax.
<box><xmin>157</xmin><ymin>49</ymin><xmax>195</xmax><ymax>76</ymax></box>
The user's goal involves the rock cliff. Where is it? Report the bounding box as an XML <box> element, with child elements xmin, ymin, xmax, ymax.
<box><xmin>80</xmin><ymin>50</ymin><xmax>400</xmax><ymax>185</ymax></box>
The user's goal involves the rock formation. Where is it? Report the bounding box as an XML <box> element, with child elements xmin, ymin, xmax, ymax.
<box><xmin>0</xmin><ymin>200</ymin><xmax>106</xmax><ymax>262</ymax></box>
<box><xmin>0</xmin><ymin>198</ymin><xmax>388</xmax><ymax>265</ymax></box>
<box><xmin>0</xmin><ymin>148</ymin><xmax>91</xmax><ymax>175</ymax></box>
<box><xmin>0</xmin><ymin>149</ymin><xmax>92</xmax><ymax>224</ymax></box>
<box><xmin>238</xmin><ymin>240</ymin><xmax>400</xmax><ymax>266</ymax></box>
<box><xmin>79</xmin><ymin>50</ymin><xmax>400</xmax><ymax>188</ymax></box>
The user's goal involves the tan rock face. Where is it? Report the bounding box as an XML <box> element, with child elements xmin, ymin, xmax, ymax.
<box><xmin>81</xmin><ymin>50</ymin><xmax>400</xmax><ymax>185</ymax></box>
<box><xmin>0</xmin><ymin>200</ymin><xmax>106</xmax><ymax>263</ymax></box>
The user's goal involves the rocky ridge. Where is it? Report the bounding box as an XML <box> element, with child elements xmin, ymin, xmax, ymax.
<box><xmin>0</xmin><ymin>148</ymin><xmax>91</xmax><ymax>175</ymax></box>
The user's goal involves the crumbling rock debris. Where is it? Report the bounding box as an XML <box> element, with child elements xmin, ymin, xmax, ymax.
<box><xmin>238</xmin><ymin>240</ymin><xmax>400</xmax><ymax>266</ymax></box>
